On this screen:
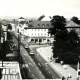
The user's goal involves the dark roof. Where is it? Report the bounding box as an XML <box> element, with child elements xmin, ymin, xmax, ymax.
<box><xmin>27</xmin><ymin>21</ymin><xmax>53</xmax><ymax>29</ymax></box>
<box><xmin>37</xmin><ymin>15</ymin><xmax>45</xmax><ymax>21</ymax></box>
<box><xmin>19</xmin><ymin>17</ymin><xmax>24</xmax><ymax>19</ymax></box>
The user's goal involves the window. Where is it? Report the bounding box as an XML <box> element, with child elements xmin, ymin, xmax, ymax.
<box><xmin>37</xmin><ymin>24</ymin><xmax>40</xmax><ymax>27</ymax></box>
<box><xmin>44</xmin><ymin>29</ymin><xmax>46</xmax><ymax>31</ymax></box>
<box><xmin>44</xmin><ymin>33</ymin><xmax>46</xmax><ymax>35</ymax></box>
<box><xmin>47</xmin><ymin>24</ymin><xmax>49</xmax><ymax>27</ymax></box>
<box><xmin>38</xmin><ymin>34</ymin><xmax>39</xmax><ymax>36</ymax></box>
<box><xmin>42</xmin><ymin>24</ymin><xmax>45</xmax><ymax>27</ymax></box>
<box><xmin>41</xmin><ymin>33</ymin><xmax>43</xmax><ymax>36</ymax></box>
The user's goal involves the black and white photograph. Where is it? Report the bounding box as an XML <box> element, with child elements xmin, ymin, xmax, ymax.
<box><xmin>0</xmin><ymin>0</ymin><xmax>80</xmax><ymax>80</ymax></box>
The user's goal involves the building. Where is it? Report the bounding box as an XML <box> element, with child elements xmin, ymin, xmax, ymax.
<box><xmin>17</xmin><ymin>20</ymin><xmax>54</xmax><ymax>44</ymax></box>
<box><xmin>0</xmin><ymin>62</ymin><xmax>22</xmax><ymax>80</ymax></box>
<box><xmin>16</xmin><ymin>16</ymin><xmax>80</xmax><ymax>44</ymax></box>
<box><xmin>66</xmin><ymin>20</ymin><xmax>80</xmax><ymax>36</ymax></box>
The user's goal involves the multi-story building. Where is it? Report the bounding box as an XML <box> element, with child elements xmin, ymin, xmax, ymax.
<box><xmin>17</xmin><ymin>17</ymin><xmax>80</xmax><ymax>44</ymax></box>
<box><xmin>18</xmin><ymin>20</ymin><xmax>54</xmax><ymax>44</ymax></box>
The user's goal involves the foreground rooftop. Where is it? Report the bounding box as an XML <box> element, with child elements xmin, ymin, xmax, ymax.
<box><xmin>0</xmin><ymin>61</ymin><xmax>22</xmax><ymax>80</ymax></box>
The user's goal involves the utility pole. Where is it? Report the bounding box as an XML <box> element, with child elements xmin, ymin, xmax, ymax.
<box><xmin>18</xmin><ymin>29</ymin><xmax>20</xmax><ymax>62</ymax></box>
<box><xmin>0</xmin><ymin>23</ymin><xmax>3</xmax><ymax>67</ymax></box>
<box><xmin>18</xmin><ymin>29</ymin><xmax>22</xmax><ymax>65</ymax></box>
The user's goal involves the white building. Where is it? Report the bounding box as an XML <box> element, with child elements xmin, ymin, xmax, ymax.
<box><xmin>17</xmin><ymin>20</ymin><xmax>54</xmax><ymax>44</ymax></box>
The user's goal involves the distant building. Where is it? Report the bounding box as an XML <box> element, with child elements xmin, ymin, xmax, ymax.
<box><xmin>16</xmin><ymin>16</ymin><xmax>80</xmax><ymax>44</ymax></box>
<box><xmin>18</xmin><ymin>17</ymin><xmax>25</xmax><ymax>22</ymax></box>
<box><xmin>17</xmin><ymin>19</ymin><xmax>54</xmax><ymax>44</ymax></box>
<box><xmin>66</xmin><ymin>20</ymin><xmax>80</xmax><ymax>36</ymax></box>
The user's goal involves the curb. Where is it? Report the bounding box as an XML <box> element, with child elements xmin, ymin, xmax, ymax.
<box><xmin>37</xmin><ymin>48</ymin><xmax>63</xmax><ymax>78</ymax></box>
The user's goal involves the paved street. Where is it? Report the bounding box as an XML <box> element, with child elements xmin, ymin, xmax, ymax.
<box><xmin>12</xmin><ymin>32</ymin><xmax>61</xmax><ymax>79</ymax></box>
<box><xmin>37</xmin><ymin>46</ymin><xmax>77</xmax><ymax>80</ymax></box>
<box><xmin>12</xmin><ymin>32</ymin><xmax>45</xmax><ymax>79</ymax></box>
<box><xmin>27</xmin><ymin>47</ymin><xmax>60</xmax><ymax>79</ymax></box>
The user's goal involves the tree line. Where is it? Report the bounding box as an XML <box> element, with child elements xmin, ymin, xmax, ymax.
<box><xmin>50</xmin><ymin>15</ymin><xmax>80</xmax><ymax>64</ymax></box>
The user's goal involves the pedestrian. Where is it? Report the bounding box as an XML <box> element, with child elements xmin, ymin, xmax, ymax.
<box><xmin>62</xmin><ymin>76</ymin><xmax>65</xmax><ymax>80</ymax></box>
<box><xmin>68</xmin><ymin>73</ymin><xmax>72</xmax><ymax>78</ymax></box>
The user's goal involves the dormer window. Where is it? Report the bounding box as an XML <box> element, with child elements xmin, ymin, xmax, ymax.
<box><xmin>37</xmin><ymin>24</ymin><xmax>40</xmax><ymax>27</ymax></box>
<box><xmin>47</xmin><ymin>24</ymin><xmax>49</xmax><ymax>27</ymax></box>
<box><xmin>42</xmin><ymin>24</ymin><xmax>45</xmax><ymax>27</ymax></box>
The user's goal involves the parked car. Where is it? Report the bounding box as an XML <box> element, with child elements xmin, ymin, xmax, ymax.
<box><xmin>63</xmin><ymin>65</ymin><xmax>70</xmax><ymax>69</ymax></box>
<box><xmin>29</xmin><ymin>51</ymin><xmax>34</xmax><ymax>55</ymax></box>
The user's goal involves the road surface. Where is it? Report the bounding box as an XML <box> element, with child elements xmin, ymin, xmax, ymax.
<box><xmin>12</xmin><ymin>33</ymin><xmax>45</xmax><ymax>79</ymax></box>
<box><xmin>26</xmin><ymin>47</ymin><xmax>60</xmax><ymax>79</ymax></box>
<box><xmin>11</xmin><ymin>31</ymin><xmax>60</xmax><ymax>79</ymax></box>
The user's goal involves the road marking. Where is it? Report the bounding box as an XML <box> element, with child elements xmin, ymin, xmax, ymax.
<box><xmin>38</xmin><ymin>63</ymin><xmax>41</xmax><ymax>66</ymax></box>
<box><xmin>32</xmin><ymin>74</ymin><xmax>35</xmax><ymax>77</ymax></box>
<box><xmin>39</xmin><ymin>71</ymin><xmax>41</xmax><ymax>73</ymax></box>
<box><xmin>36</xmin><ymin>67</ymin><xmax>39</xmax><ymax>69</ymax></box>
<box><xmin>23</xmin><ymin>58</ymin><xmax>25</xmax><ymax>61</ymax></box>
<box><xmin>45</xmin><ymin>62</ymin><xmax>48</xmax><ymax>64</ymax></box>
<box><xmin>28</xmin><ymin>63</ymin><xmax>33</xmax><ymax>67</ymax></box>
<box><xmin>52</xmin><ymin>76</ymin><xmax>54</xmax><ymax>78</ymax></box>
<box><xmin>46</xmin><ymin>68</ymin><xmax>48</xmax><ymax>70</ymax></box>
<box><xmin>39</xmin><ymin>59</ymin><xmax>41</xmax><ymax>61</ymax></box>
<box><xmin>29</xmin><ymin>69</ymin><xmax>31</xmax><ymax>72</ymax></box>
<box><xmin>42</xmin><ymin>63</ymin><xmax>44</xmax><ymax>66</ymax></box>
<box><xmin>49</xmin><ymin>71</ymin><xmax>51</xmax><ymax>74</ymax></box>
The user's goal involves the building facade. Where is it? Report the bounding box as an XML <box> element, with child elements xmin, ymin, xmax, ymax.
<box><xmin>16</xmin><ymin>18</ymin><xmax>80</xmax><ymax>44</ymax></box>
<box><xmin>17</xmin><ymin>21</ymin><xmax>54</xmax><ymax>44</ymax></box>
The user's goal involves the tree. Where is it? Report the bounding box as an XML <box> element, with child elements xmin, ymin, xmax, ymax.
<box><xmin>53</xmin><ymin>29</ymin><xmax>68</xmax><ymax>58</ymax></box>
<box><xmin>7</xmin><ymin>24</ymin><xmax>12</xmax><ymax>30</ymax></box>
<box><xmin>71</xmin><ymin>16</ymin><xmax>80</xmax><ymax>24</ymax></box>
<box><xmin>19</xmin><ymin>21</ymin><xmax>26</xmax><ymax>24</ymax></box>
<box><xmin>7</xmin><ymin>32</ymin><xmax>13</xmax><ymax>41</ymax></box>
<box><xmin>50</xmin><ymin>15</ymin><xmax>67</xmax><ymax>35</ymax></box>
<box><xmin>51</xmin><ymin>15</ymin><xmax>80</xmax><ymax>64</ymax></box>
<box><xmin>53</xmin><ymin>29</ymin><xmax>80</xmax><ymax>64</ymax></box>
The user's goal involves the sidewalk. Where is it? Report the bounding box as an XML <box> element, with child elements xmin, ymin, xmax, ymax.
<box><xmin>37</xmin><ymin>46</ymin><xmax>77</xmax><ymax>80</ymax></box>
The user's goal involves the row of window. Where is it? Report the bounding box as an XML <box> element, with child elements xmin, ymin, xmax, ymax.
<box><xmin>27</xmin><ymin>33</ymin><xmax>48</xmax><ymax>36</ymax></box>
<box><xmin>26</xmin><ymin>29</ymin><xmax>48</xmax><ymax>31</ymax></box>
<box><xmin>37</xmin><ymin>24</ymin><xmax>49</xmax><ymax>27</ymax></box>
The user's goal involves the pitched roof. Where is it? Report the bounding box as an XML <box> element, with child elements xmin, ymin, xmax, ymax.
<box><xmin>66</xmin><ymin>20</ymin><xmax>80</xmax><ymax>27</ymax></box>
<box><xmin>19</xmin><ymin>17</ymin><xmax>24</xmax><ymax>19</ymax></box>
<box><xmin>27</xmin><ymin>21</ymin><xmax>53</xmax><ymax>29</ymax></box>
<box><xmin>41</xmin><ymin>16</ymin><xmax>51</xmax><ymax>21</ymax></box>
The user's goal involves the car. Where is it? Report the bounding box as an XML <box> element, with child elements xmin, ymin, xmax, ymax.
<box><xmin>63</xmin><ymin>64</ymin><xmax>70</xmax><ymax>69</ymax></box>
<box><xmin>30</xmin><ymin>51</ymin><xmax>34</xmax><ymax>55</ymax></box>
<box><xmin>25</xmin><ymin>45</ymin><xmax>29</xmax><ymax>49</ymax></box>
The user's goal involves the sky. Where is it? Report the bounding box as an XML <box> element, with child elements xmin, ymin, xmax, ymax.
<box><xmin>0</xmin><ymin>0</ymin><xmax>80</xmax><ymax>19</ymax></box>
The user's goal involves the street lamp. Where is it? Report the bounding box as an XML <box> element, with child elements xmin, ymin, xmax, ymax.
<box><xmin>17</xmin><ymin>29</ymin><xmax>22</xmax><ymax>66</ymax></box>
<box><xmin>77</xmin><ymin>56</ymin><xmax>80</xmax><ymax>80</ymax></box>
<box><xmin>17</xmin><ymin>29</ymin><xmax>21</xmax><ymax>63</ymax></box>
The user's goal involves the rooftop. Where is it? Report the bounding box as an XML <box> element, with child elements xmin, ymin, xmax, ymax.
<box><xmin>66</xmin><ymin>20</ymin><xmax>80</xmax><ymax>28</ymax></box>
<box><xmin>0</xmin><ymin>61</ymin><xmax>22</xmax><ymax>80</ymax></box>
